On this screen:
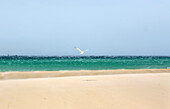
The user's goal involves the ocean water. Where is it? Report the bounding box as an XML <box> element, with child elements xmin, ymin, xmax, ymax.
<box><xmin>0</xmin><ymin>56</ymin><xmax>170</xmax><ymax>72</ymax></box>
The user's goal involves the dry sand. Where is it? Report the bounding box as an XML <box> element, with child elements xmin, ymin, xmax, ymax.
<box><xmin>0</xmin><ymin>71</ymin><xmax>170</xmax><ymax>109</ymax></box>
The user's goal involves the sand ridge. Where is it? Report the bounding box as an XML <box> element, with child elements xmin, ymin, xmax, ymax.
<box><xmin>0</xmin><ymin>69</ymin><xmax>170</xmax><ymax>80</ymax></box>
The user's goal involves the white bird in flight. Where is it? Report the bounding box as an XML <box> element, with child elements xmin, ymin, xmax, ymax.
<box><xmin>75</xmin><ymin>47</ymin><xmax>88</xmax><ymax>54</ymax></box>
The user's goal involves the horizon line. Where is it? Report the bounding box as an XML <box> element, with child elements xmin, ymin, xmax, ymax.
<box><xmin>0</xmin><ymin>55</ymin><xmax>170</xmax><ymax>57</ymax></box>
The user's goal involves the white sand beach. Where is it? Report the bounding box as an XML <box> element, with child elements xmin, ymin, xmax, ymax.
<box><xmin>0</xmin><ymin>70</ymin><xmax>169</xmax><ymax>109</ymax></box>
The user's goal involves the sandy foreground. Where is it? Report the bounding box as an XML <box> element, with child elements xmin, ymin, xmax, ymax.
<box><xmin>0</xmin><ymin>71</ymin><xmax>170</xmax><ymax>109</ymax></box>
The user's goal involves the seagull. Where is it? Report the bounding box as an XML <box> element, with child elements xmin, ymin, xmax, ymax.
<box><xmin>75</xmin><ymin>47</ymin><xmax>88</xmax><ymax>54</ymax></box>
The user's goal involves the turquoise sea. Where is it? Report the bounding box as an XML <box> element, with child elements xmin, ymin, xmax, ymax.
<box><xmin>0</xmin><ymin>56</ymin><xmax>170</xmax><ymax>72</ymax></box>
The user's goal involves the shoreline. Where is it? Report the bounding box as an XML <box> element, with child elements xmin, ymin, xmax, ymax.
<box><xmin>0</xmin><ymin>69</ymin><xmax>170</xmax><ymax>80</ymax></box>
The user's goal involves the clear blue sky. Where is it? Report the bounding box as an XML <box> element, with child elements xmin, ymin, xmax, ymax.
<box><xmin>0</xmin><ymin>0</ymin><xmax>170</xmax><ymax>56</ymax></box>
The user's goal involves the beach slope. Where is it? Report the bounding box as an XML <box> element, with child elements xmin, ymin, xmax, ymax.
<box><xmin>0</xmin><ymin>73</ymin><xmax>169</xmax><ymax>109</ymax></box>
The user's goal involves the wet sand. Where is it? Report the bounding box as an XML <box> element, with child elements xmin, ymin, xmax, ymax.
<box><xmin>0</xmin><ymin>69</ymin><xmax>170</xmax><ymax>80</ymax></box>
<box><xmin>0</xmin><ymin>71</ymin><xmax>169</xmax><ymax>109</ymax></box>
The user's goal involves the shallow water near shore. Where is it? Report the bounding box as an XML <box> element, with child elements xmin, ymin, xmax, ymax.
<box><xmin>0</xmin><ymin>56</ymin><xmax>170</xmax><ymax>72</ymax></box>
